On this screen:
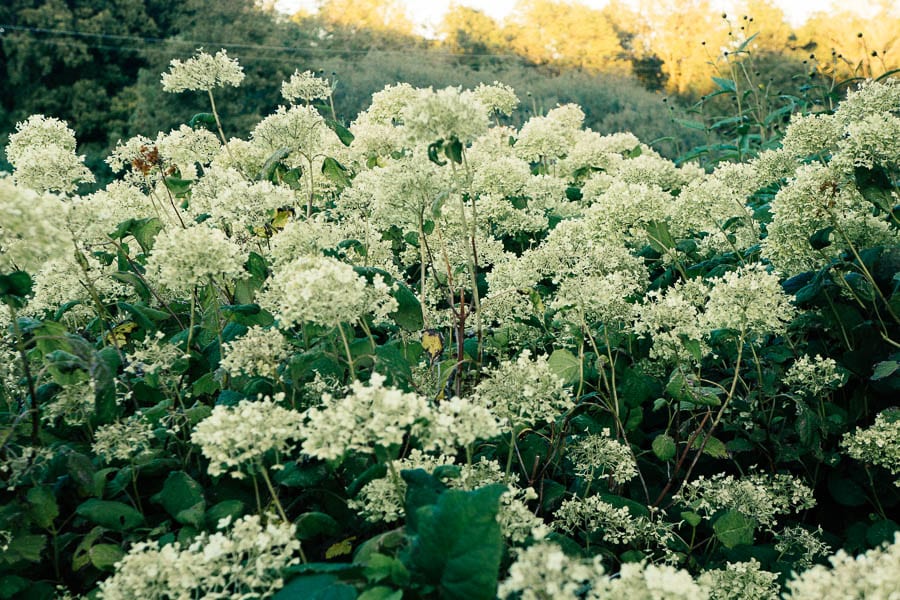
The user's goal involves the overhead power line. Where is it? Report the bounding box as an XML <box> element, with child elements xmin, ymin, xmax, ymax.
<box><xmin>0</xmin><ymin>23</ymin><xmax>527</xmax><ymax>61</ymax></box>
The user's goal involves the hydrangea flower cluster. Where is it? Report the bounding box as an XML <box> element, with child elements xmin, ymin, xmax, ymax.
<box><xmin>5</xmin><ymin>115</ymin><xmax>94</xmax><ymax>194</ymax></box>
<box><xmin>299</xmin><ymin>373</ymin><xmax>430</xmax><ymax>461</ymax></box>
<box><xmin>676</xmin><ymin>472</ymin><xmax>816</xmax><ymax>528</ymax></box>
<box><xmin>219</xmin><ymin>326</ymin><xmax>291</xmax><ymax>379</ymax></box>
<box><xmin>144</xmin><ymin>225</ymin><xmax>247</xmax><ymax>294</ymax></box>
<box><xmin>475</xmin><ymin>350</ymin><xmax>574</xmax><ymax>429</ymax></box>
<box><xmin>841</xmin><ymin>408</ymin><xmax>900</xmax><ymax>486</ymax></box>
<box><xmin>190</xmin><ymin>395</ymin><xmax>303</xmax><ymax>478</ymax></box>
<box><xmin>160</xmin><ymin>48</ymin><xmax>245</xmax><ymax>93</ymax></box>
<box><xmin>97</xmin><ymin>515</ymin><xmax>300</xmax><ymax>600</ymax></box>
<box><xmin>259</xmin><ymin>255</ymin><xmax>397</xmax><ymax>329</ymax></box>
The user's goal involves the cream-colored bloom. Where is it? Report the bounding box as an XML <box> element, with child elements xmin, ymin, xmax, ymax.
<box><xmin>161</xmin><ymin>48</ymin><xmax>244</xmax><ymax>93</ymax></box>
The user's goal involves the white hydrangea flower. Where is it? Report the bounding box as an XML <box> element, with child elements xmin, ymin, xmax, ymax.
<box><xmin>842</xmin><ymin>408</ymin><xmax>900</xmax><ymax>486</ymax></box>
<box><xmin>676</xmin><ymin>472</ymin><xmax>816</xmax><ymax>528</ymax></box>
<box><xmin>498</xmin><ymin>542</ymin><xmax>604</xmax><ymax>600</ymax></box>
<box><xmin>701</xmin><ymin>264</ymin><xmax>795</xmax><ymax>340</ymax></box>
<box><xmin>144</xmin><ymin>225</ymin><xmax>246</xmax><ymax>295</ymax></box>
<box><xmin>555</xmin><ymin>494</ymin><xmax>674</xmax><ymax>553</ymax></box>
<box><xmin>300</xmin><ymin>373</ymin><xmax>432</xmax><ymax>461</ymax></box>
<box><xmin>98</xmin><ymin>514</ymin><xmax>300</xmax><ymax>600</ymax></box>
<box><xmin>251</xmin><ymin>104</ymin><xmax>329</xmax><ymax>156</ymax></box>
<box><xmin>421</xmin><ymin>396</ymin><xmax>505</xmax><ymax>453</ymax></box>
<box><xmin>191</xmin><ymin>395</ymin><xmax>303</xmax><ymax>478</ymax></box>
<box><xmin>568</xmin><ymin>430</ymin><xmax>638</xmax><ymax>486</ymax></box>
<box><xmin>698</xmin><ymin>559</ymin><xmax>780</xmax><ymax>600</ymax></box>
<box><xmin>401</xmin><ymin>85</ymin><xmax>490</xmax><ymax>144</ymax></box>
<box><xmin>0</xmin><ymin>176</ymin><xmax>69</xmax><ymax>272</ymax></box>
<box><xmin>161</xmin><ymin>48</ymin><xmax>245</xmax><ymax>93</ymax></box>
<box><xmin>281</xmin><ymin>69</ymin><xmax>331</xmax><ymax>103</ymax></box>
<box><xmin>475</xmin><ymin>349</ymin><xmax>573</xmax><ymax>429</ymax></box>
<box><xmin>259</xmin><ymin>255</ymin><xmax>396</xmax><ymax>329</ymax></box>
<box><xmin>473</xmin><ymin>81</ymin><xmax>519</xmax><ymax>117</ymax></box>
<box><xmin>784</xmin><ymin>354</ymin><xmax>846</xmax><ymax>398</ymax></box>
<box><xmin>92</xmin><ymin>414</ymin><xmax>157</xmax><ymax>463</ymax></box>
<box><xmin>784</xmin><ymin>532</ymin><xmax>900</xmax><ymax>599</ymax></box>
<box><xmin>6</xmin><ymin>115</ymin><xmax>94</xmax><ymax>194</ymax></box>
<box><xmin>220</xmin><ymin>326</ymin><xmax>291</xmax><ymax>379</ymax></box>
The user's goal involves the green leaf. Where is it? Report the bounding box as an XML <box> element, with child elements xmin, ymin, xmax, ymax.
<box><xmin>827</xmin><ymin>475</ymin><xmax>867</xmax><ymax>507</ymax></box>
<box><xmin>713</xmin><ymin>510</ymin><xmax>756</xmax><ymax>548</ymax></box>
<box><xmin>652</xmin><ymin>434</ymin><xmax>676</xmax><ymax>461</ymax></box>
<box><xmin>296</xmin><ymin>512</ymin><xmax>340</xmax><ymax>540</ymax></box>
<box><xmin>0</xmin><ymin>575</ymin><xmax>30</xmax><ymax>598</ymax></box>
<box><xmin>712</xmin><ymin>76</ymin><xmax>736</xmax><ymax>92</ymax></box>
<box><xmin>130</xmin><ymin>217</ymin><xmax>165</xmax><ymax>253</ymax></box>
<box><xmin>406</xmin><ymin>485</ymin><xmax>505</xmax><ymax>600</ymax></box>
<box><xmin>444</xmin><ymin>137</ymin><xmax>463</xmax><ymax>164</ymax></box>
<box><xmin>93</xmin><ymin>346</ymin><xmax>122</xmax><ymax>426</ymax></box>
<box><xmin>681</xmin><ymin>511</ymin><xmax>703</xmax><ymax>527</ymax></box>
<box><xmin>871</xmin><ymin>360</ymin><xmax>899</xmax><ymax>381</ymax></box>
<box><xmin>6</xmin><ymin>535</ymin><xmax>46</xmax><ymax>563</ymax></box>
<box><xmin>151</xmin><ymin>471</ymin><xmax>206</xmax><ymax>528</ymax></box>
<box><xmin>808</xmin><ymin>226</ymin><xmax>834</xmax><ymax>251</ymax></box>
<box><xmin>189</xmin><ymin>112</ymin><xmax>217</xmax><ymax>130</ymax></box>
<box><xmin>700</xmin><ymin>436</ymin><xmax>729</xmax><ymax>459</ymax></box>
<box><xmin>26</xmin><ymin>487</ymin><xmax>58</xmax><ymax>529</ymax></box>
<box><xmin>353</xmin><ymin>267</ymin><xmax>423</xmax><ymax>331</ymax></box>
<box><xmin>89</xmin><ymin>544</ymin><xmax>124</xmax><ymax>571</ymax></box>
<box><xmin>322</xmin><ymin>157</ymin><xmax>351</xmax><ymax>189</ymax></box>
<box><xmin>866</xmin><ymin>519</ymin><xmax>899</xmax><ymax>547</ymax></box>
<box><xmin>274</xmin><ymin>574</ymin><xmax>357</xmax><ymax>600</ymax></box>
<box><xmin>854</xmin><ymin>165</ymin><xmax>895</xmax><ymax>214</ymax></box>
<box><xmin>75</xmin><ymin>500</ymin><xmax>144</xmax><ymax>532</ymax></box>
<box><xmin>358</xmin><ymin>588</ymin><xmax>402</xmax><ymax>600</ymax></box>
<box><xmin>205</xmin><ymin>500</ymin><xmax>246</xmax><ymax>528</ymax></box>
<box><xmin>644</xmin><ymin>220</ymin><xmax>677</xmax><ymax>253</ymax></box>
<box><xmin>163</xmin><ymin>176</ymin><xmax>193</xmax><ymax>198</ymax></box>
<box><xmin>326</xmin><ymin>118</ymin><xmax>355</xmax><ymax>147</ymax></box>
<box><xmin>547</xmin><ymin>349</ymin><xmax>580</xmax><ymax>386</ymax></box>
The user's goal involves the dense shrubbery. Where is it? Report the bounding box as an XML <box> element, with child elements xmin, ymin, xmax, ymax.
<box><xmin>1</xmin><ymin>48</ymin><xmax>899</xmax><ymax>599</ymax></box>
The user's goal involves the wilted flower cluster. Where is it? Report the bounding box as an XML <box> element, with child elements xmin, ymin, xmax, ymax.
<box><xmin>841</xmin><ymin>408</ymin><xmax>900</xmax><ymax>485</ymax></box>
<box><xmin>190</xmin><ymin>395</ymin><xmax>302</xmax><ymax>477</ymax></box>
<box><xmin>676</xmin><ymin>472</ymin><xmax>816</xmax><ymax>527</ymax></box>
<box><xmin>160</xmin><ymin>48</ymin><xmax>245</xmax><ymax>93</ymax></box>
<box><xmin>98</xmin><ymin>515</ymin><xmax>300</xmax><ymax>600</ymax></box>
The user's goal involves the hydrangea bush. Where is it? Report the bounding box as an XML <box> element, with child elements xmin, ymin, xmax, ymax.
<box><xmin>1</xmin><ymin>48</ymin><xmax>899</xmax><ymax>599</ymax></box>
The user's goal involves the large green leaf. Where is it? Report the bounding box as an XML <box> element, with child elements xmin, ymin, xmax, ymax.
<box><xmin>405</xmin><ymin>484</ymin><xmax>506</xmax><ymax>600</ymax></box>
<box><xmin>547</xmin><ymin>349</ymin><xmax>580</xmax><ymax>386</ymax></box>
<box><xmin>274</xmin><ymin>574</ymin><xmax>357</xmax><ymax>600</ymax></box>
<box><xmin>75</xmin><ymin>500</ymin><xmax>144</xmax><ymax>532</ymax></box>
<box><xmin>353</xmin><ymin>267</ymin><xmax>423</xmax><ymax>331</ymax></box>
<box><xmin>713</xmin><ymin>510</ymin><xmax>755</xmax><ymax>548</ymax></box>
<box><xmin>151</xmin><ymin>471</ymin><xmax>206</xmax><ymax>527</ymax></box>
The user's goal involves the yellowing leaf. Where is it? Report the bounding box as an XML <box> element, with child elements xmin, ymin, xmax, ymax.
<box><xmin>325</xmin><ymin>536</ymin><xmax>356</xmax><ymax>559</ymax></box>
